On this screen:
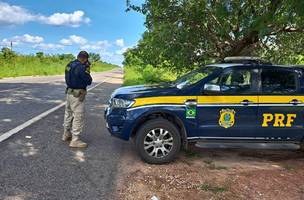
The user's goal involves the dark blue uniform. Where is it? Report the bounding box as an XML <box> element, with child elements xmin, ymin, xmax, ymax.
<box><xmin>65</xmin><ymin>60</ymin><xmax>92</xmax><ymax>89</ymax></box>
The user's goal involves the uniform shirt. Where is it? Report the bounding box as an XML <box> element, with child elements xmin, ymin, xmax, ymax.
<box><xmin>65</xmin><ymin>60</ymin><xmax>93</xmax><ymax>89</ymax></box>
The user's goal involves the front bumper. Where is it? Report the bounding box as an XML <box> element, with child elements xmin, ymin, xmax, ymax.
<box><xmin>104</xmin><ymin>106</ymin><xmax>134</xmax><ymax>140</ymax></box>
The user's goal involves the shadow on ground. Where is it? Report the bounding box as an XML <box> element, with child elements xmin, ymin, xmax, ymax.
<box><xmin>0</xmin><ymin>82</ymin><xmax>66</xmax><ymax>133</ymax></box>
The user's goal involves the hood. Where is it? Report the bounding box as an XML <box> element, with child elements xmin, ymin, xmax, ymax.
<box><xmin>111</xmin><ymin>83</ymin><xmax>180</xmax><ymax>99</ymax></box>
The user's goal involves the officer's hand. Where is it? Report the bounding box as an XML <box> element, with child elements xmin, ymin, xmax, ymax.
<box><xmin>86</xmin><ymin>61</ymin><xmax>91</xmax><ymax>67</ymax></box>
<box><xmin>85</xmin><ymin>61</ymin><xmax>91</xmax><ymax>74</ymax></box>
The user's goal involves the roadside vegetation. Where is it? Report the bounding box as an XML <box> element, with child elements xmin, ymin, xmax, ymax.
<box><xmin>199</xmin><ymin>183</ymin><xmax>228</xmax><ymax>194</ymax></box>
<box><xmin>0</xmin><ymin>48</ymin><xmax>118</xmax><ymax>78</ymax></box>
<box><xmin>123</xmin><ymin>65</ymin><xmax>175</xmax><ymax>86</ymax></box>
<box><xmin>123</xmin><ymin>0</ymin><xmax>304</xmax><ymax>85</ymax></box>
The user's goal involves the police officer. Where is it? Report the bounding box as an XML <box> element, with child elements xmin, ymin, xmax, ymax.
<box><xmin>62</xmin><ymin>51</ymin><xmax>92</xmax><ymax>148</ymax></box>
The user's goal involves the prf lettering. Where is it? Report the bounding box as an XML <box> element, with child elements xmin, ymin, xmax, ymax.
<box><xmin>262</xmin><ymin>113</ymin><xmax>297</xmax><ymax>127</ymax></box>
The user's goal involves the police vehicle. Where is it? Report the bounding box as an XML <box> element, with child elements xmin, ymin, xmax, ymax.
<box><xmin>105</xmin><ymin>57</ymin><xmax>304</xmax><ymax>164</ymax></box>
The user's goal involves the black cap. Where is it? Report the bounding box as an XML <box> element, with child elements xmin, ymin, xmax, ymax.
<box><xmin>77</xmin><ymin>51</ymin><xmax>89</xmax><ymax>59</ymax></box>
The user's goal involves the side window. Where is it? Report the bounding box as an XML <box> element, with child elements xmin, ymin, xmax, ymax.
<box><xmin>261</xmin><ymin>69</ymin><xmax>297</xmax><ymax>94</ymax></box>
<box><xmin>219</xmin><ymin>69</ymin><xmax>253</xmax><ymax>94</ymax></box>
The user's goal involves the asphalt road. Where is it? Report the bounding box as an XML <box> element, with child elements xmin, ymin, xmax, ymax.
<box><xmin>0</xmin><ymin>70</ymin><xmax>131</xmax><ymax>200</ymax></box>
<box><xmin>0</xmin><ymin>71</ymin><xmax>121</xmax><ymax>135</ymax></box>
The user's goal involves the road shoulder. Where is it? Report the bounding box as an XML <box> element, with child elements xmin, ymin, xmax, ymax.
<box><xmin>117</xmin><ymin>144</ymin><xmax>304</xmax><ymax>200</ymax></box>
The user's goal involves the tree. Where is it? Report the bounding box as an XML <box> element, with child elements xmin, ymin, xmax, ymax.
<box><xmin>126</xmin><ymin>0</ymin><xmax>304</xmax><ymax>70</ymax></box>
<box><xmin>123</xmin><ymin>47</ymin><xmax>144</xmax><ymax>67</ymax></box>
<box><xmin>89</xmin><ymin>53</ymin><xmax>101</xmax><ymax>63</ymax></box>
<box><xmin>36</xmin><ymin>52</ymin><xmax>44</xmax><ymax>58</ymax></box>
<box><xmin>1</xmin><ymin>47</ymin><xmax>16</xmax><ymax>60</ymax></box>
<box><xmin>58</xmin><ymin>54</ymin><xmax>75</xmax><ymax>61</ymax></box>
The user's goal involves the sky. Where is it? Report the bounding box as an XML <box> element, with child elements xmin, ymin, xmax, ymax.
<box><xmin>0</xmin><ymin>0</ymin><xmax>145</xmax><ymax>65</ymax></box>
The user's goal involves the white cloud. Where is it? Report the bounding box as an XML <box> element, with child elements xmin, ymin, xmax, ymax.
<box><xmin>81</xmin><ymin>40</ymin><xmax>111</xmax><ymax>51</ymax></box>
<box><xmin>0</xmin><ymin>2</ymin><xmax>90</xmax><ymax>27</ymax></box>
<box><xmin>38</xmin><ymin>11</ymin><xmax>90</xmax><ymax>27</ymax></box>
<box><xmin>14</xmin><ymin>34</ymin><xmax>44</xmax><ymax>43</ymax></box>
<box><xmin>60</xmin><ymin>35</ymin><xmax>87</xmax><ymax>45</ymax></box>
<box><xmin>59</xmin><ymin>39</ymin><xmax>72</xmax><ymax>46</ymax></box>
<box><xmin>0</xmin><ymin>2</ymin><xmax>35</xmax><ymax>25</ymax></box>
<box><xmin>101</xmin><ymin>53</ymin><xmax>124</xmax><ymax>66</ymax></box>
<box><xmin>101</xmin><ymin>51</ymin><xmax>114</xmax><ymax>57</ymax></box>
<box><xmin>115</xmin><ymin>47</ymin><xmax>129</xmax><ymax>55</ymax></box>
<box><xmin>1</xmin><ymin>34</ymin><xmax>44</xmax><ymax>46</ymax></box>
<box><xmin>115</xmin><ymin>39</ymin><xmax>124</xmax><ymax>47</ymax></box>
<box><xmin>33</xmin><ymin>43</ymin><xmax>64</xmax><ymax>50</ymax></box>
<box><xmin>1</xmin><ymin>38</ymin><xmax>16</xmax><ymax>46</ymax></box>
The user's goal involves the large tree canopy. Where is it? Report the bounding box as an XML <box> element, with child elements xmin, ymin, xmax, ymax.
<box><xmin>125</xmin><ymin>0</ymin><xmax>304</xmax><ymax>70</ymax></box>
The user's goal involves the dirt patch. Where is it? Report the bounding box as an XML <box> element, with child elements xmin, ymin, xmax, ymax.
<box><xmin>116</xmin><ymin>144</ymin><xmax>304</xmax><ymax>200</ymax></box>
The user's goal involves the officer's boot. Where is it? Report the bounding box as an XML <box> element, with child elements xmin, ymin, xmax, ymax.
<box><xmin>62</xmin><ymin>130</ymin><xmax>72</xmax><ymax>141</ymax></box>
<box><xmin>69</xmin><ymin>135</ymin><xmax>88</xmax><ymax>148</ymax></box>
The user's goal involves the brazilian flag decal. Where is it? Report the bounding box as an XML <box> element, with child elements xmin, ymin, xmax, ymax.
<box><xmin>186</xmin><ymin>107</ymin><xmax>196</xmax><ymax>119</ymax></box>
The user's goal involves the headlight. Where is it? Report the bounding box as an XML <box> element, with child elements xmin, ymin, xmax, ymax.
<box><xmin>111</xmin><ymin>98</ymin><xmax>135</xmax><ymax>108</ymax></box>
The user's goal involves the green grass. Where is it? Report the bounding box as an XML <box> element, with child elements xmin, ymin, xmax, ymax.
<box><xmin>0</xmin><ymin>56</ymin><xmax>118</xmax><ymax>78</ymax></box>
<box><xmin>123</xmin><ymin>65</ymin><xmax>176</xmax><ymax>86</ymax></box>
<box><xmin>203</xmin><ymin>159</ymin><xmax>214</xmax><ymax>165</ymax></box>
<box><xmin>282</xmin><ymin>164</ymin><xmax>296</xmax><ymax>171</ymax></box>
<box><xmin>184</xmin><ymin>149</ymin><xmax>201</xmax><ymax>158</ymax></box>
<box><xmin>91</xmin><ymin>62</ymin><xmax>118</xmax><ymax>73</ymax></box>
<box><xmin>199</xmin><ymin>183</ymin><xmax>228</xmax><ymax>193</ymax></box>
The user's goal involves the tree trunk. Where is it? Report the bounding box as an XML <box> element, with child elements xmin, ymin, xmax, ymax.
<box><xmin>222</xmin><ymin>31</ymin><xmax>259</xmax><ymax>58</ymax></box>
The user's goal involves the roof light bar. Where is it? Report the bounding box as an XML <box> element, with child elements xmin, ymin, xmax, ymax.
<box><xmin>223</xmin><ymin>56</ymin><xmax>272</xmax><ymax>65</ymax></box>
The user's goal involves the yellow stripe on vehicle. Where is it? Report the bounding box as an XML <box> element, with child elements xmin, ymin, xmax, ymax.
<box><xmin>197</xmin><ymin>96</ymin><xmax>258</xmax><ymax>104</ymax></box>
<box><xmin>259</xmin><ymin>96</ymin><xmax>304</xmax><ymax>103</ymax></box>
<box><xmin>132</xmin><ymin>95</ymin><xmax>304</xmax><ymax>108</ymax></box>
<box><xmin>132</xmin><ymin>96</ymin><xmax>196</xmax><ymax>107</ymax></box>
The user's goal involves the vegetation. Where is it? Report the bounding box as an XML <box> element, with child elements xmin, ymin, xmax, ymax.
<box><xmin>199</xmin><ymin>183</ymin><xmax>228</xmax><ymax>193</ymax></box>
<box><xmin>123</xmin><ymin>0</ymin><xmax>304</xmax><ymax>85</ymax></box>
<box><xmin>123</xmin><ymin>65</ymin><xmax>175</xmax><ymax>86</ymax></box>
<box><xmin>184</xmin><ymin>149</ymin><xmax>202</xmax><ymax>158</ymax></box>
<box><xmin>0</xmin><ymin>48</ymin><xmax>118</xmax><ymax>78</ymax></box>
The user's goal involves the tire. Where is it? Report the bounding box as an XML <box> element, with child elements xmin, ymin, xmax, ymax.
<box><xmin>135</xmin><ymin>118</ymin><xmax>181</xmax><ymax>164</ymax></box>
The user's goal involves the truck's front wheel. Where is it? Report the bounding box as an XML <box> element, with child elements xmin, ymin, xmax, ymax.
<box><xmin>135</xmin><ymin>119</ymin><xmax>181</xmax><ymax>164</ymax></box>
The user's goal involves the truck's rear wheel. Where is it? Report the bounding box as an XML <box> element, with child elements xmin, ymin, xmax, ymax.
<box><xmin>135</xmin><ymin>119</ymin><xmax>181</xmax><ymax>164</ymax></box>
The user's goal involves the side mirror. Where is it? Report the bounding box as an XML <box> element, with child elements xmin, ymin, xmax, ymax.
<box><xmin>203</xmin><ymin>84</ymin><xmax>220</xmax><ymax>94</ymax></box>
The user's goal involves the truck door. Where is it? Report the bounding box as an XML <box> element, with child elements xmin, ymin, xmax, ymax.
<box><xmin>257</xmin><ymin>68</ymin><xmax>304</xmax><ymax>141</ymax></box>
<box><xmin>195</xmin><ymin>67</ymin><xmax>259</xmax><ymax>140</ymax></box>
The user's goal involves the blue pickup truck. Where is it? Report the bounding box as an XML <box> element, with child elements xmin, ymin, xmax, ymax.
<box><xmin>105</xmin><ymin>57</ymin><xmax>304</xmax><ymax>164</ymax></box>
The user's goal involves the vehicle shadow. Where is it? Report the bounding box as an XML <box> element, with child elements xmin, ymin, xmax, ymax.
<box><xmin>185</xmin><ymin>142</ymin><xmax>304</xmax><ymax>163</ymax></box>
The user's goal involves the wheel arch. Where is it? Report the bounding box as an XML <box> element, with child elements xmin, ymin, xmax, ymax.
<box><xmin>130</xmin><ymin>110</ymin><xmax>188</xmax><ymax>150</ymax></box>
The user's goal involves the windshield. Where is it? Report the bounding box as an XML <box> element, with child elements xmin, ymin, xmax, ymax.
<box><xmin>173</xmin><ymin>66</ymin><xmax>220</xmax><ymax>89</ymax></box>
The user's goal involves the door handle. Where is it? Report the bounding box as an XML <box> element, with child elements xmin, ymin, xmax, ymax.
<box><xmin>240</xmin><ymin>99</ymin><xmax>253</xmax><ymax>106</ymax></box>
<box><xmin>289</xmin><ymin>99</ymin><xmax>302</xmax><ymax>105</ymax></box>
<box><xmin>185</xmin><ymin>100</ymin><xmax>197</xmax><ymax>106</ymax></box>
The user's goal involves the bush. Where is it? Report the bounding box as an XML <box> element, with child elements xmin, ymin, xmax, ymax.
<box><xmin>123</xmin><ymin>65</ymin><xmax>176</xmax><ymax>86</ymax></box>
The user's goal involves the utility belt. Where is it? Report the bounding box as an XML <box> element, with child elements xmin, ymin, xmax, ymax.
<box><xmin>65</xmin><ymin>88</ymin><xmax>87</xmax><ymax>102</ymax></box>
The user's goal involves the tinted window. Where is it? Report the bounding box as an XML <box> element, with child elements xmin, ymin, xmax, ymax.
<box><xmin>174</xmin><ymin>66</ymin><xmax>220</xmax><ymax>89</ymax></box>
<box><xmin>261</xmin><ymin>69</ymin><xmax>297</xmax><ymax>94</ymax></box>
<box><xmin>219</xmin><ymin>69</ymin><xmax>253</xmax><ymax>94</ymax></box>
